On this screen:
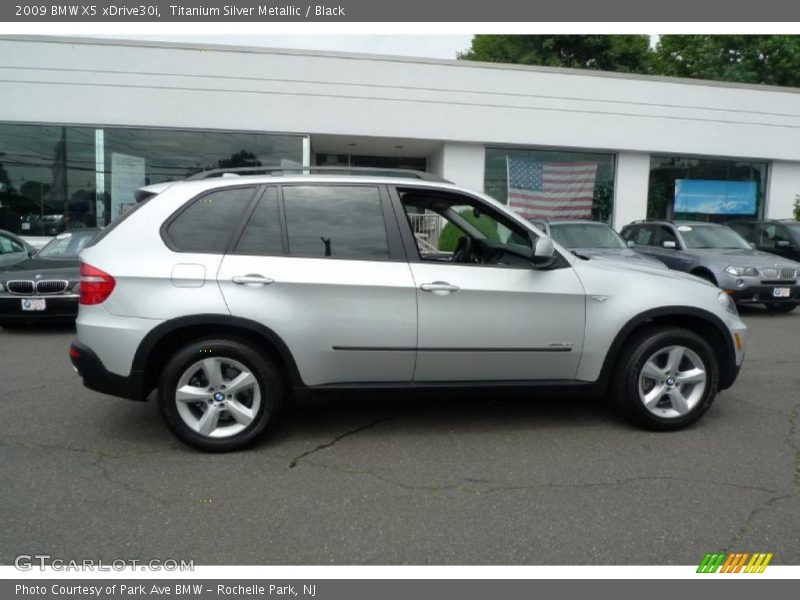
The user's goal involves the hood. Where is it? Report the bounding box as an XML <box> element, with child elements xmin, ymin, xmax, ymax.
<box><xmin>573</xmin><ymin>247</ymin><xmax>668</xmax><ymax>269</ymax></box>
<box><xmin>574</xmin><ymin>254</ymin><xmax>718</xmax><ymax>287</ymax></box>
<box><xmin>689</xmin><ymin>248</ymin><xmax>800</xmax><ymax>268</ymax></box>
<box><xmin>0</xmin><ymin>257</ymin><xmax>80</xmax><ymax>281</ymax></box>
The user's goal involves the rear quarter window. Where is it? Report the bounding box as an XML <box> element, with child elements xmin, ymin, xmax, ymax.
<box><xmin>164</xmin><ymin>186</ymin><xmax>256</xmax><ymax>254</ymax></box>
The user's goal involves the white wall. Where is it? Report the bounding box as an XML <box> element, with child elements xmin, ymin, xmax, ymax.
<box><xmin>766</xmin><ymin>161</ymin><xmax>800</xmax><ymax>219</ymax></box>
<box><xmin>2</xmin><ymin>36</ymin><xmax>800</xmax><ymax>223</ymax></box>
<box><xmin>2</xmin><ymin>36</ymin><xmax>800</xmax><ymax>162</ymax></box>
<box><xmin>613</xmin><ymin>152</ymin><xmax>651</xmax><ymax>229</ymax></box>
<box><xmin>429</xmin><ymin>142</ymin><xmax>485</xmax><ymax>193</ymax></box>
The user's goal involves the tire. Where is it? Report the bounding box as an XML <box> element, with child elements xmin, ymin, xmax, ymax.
<box><xmin>158</xmin><ymin>338</ymin><xmax>284</xmax><ymax>452</ymax></box>
<box><xmin>611</xmin><ymin>326</ymin><xmax>719</xmax><ymax>431</ymax></box>
<box><xmin>765</xmin><ymin>302</ymin><xmax>797</xmax><ymax>314</ymax></box>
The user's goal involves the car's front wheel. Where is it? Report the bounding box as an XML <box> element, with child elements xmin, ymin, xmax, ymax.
<box><xmin>612</xmin><ymin>327</ymin><xmax>719</xmax><ymax>430</ymax></box>
<box><xmin>158</xmin><ymin>339</ymin><xmax>284</xmax><ymax>451</ymax></box>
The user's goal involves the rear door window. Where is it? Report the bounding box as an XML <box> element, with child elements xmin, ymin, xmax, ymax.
<box><xmin>165</xmin><ymin>186</ymin><xmax>256</xmax><ymax>254</ymax></box>
<box><xmin>282</xmin><ymin>185</ymin><xmax>389</xmax><ymax>260</ymax></box>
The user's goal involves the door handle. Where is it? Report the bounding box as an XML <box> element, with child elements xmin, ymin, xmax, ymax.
<box><xmin>232</xmin><ymin>274</ymin><xmax>275</xmax><ymax>286</ymax></box>
<box><xmin>420</xmin><ymin>281</ymin><xmax>460</xmax><ymax>295</ymax></box>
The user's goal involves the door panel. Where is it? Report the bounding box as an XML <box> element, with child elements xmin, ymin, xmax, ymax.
<box><xmin>410</xmin><ymin>262</ymin><xmax>586</xmax><ymax>382</ymax></box>
<box><xmin>218</xmin><ymin>256</ymin><xmax>417</xmax><ymax>386</ymax></box>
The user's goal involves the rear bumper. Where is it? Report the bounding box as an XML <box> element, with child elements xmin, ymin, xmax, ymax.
<box><xmin>0</xmin><ymin>295</ymin><xmax>78</xmax><ymax>321</ymax></box>
<box><xmin>69</xmin><ymin>340</ymin><xmax>144</xmax><ymax>401</ymax></box>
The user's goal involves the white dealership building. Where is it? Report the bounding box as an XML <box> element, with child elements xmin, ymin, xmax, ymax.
<box><xmin>0</xmin><ymin>35</ymin><xmax>798</xmax><ymax>236</ymax></box>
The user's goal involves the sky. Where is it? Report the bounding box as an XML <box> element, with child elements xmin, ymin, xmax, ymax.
<box><xmin>91</xmin><ymin>34</ymin><xmax>475</xmax><ymax>59</ymax></box>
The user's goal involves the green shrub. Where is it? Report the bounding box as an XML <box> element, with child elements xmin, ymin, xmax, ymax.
<box><xmin>438</xmin><ymin>209</ymin><xmax>501</xmax><ymax>252</ymax></box>
<box><xmin>794</xmin><ymin>195</ymin><xmax>800</xmax><ymax>221</ymax></box>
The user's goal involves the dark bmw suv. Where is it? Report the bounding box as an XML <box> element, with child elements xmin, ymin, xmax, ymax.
<box><xmin>726</xmin><ymin>219</ymin><xmax>800</xmax><ymax>263</ymax></box>
<box><xmin>620</xmin><ymin>220</ymin><xmax>800</xmax><ymax>313</ymax></box>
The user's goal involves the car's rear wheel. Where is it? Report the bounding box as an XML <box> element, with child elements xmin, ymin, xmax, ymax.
<box><xmin>612</xmin><ymin>327</ymin><xmax>719</xmax><ymax>430</ymax></box>
<box><xmin>765</xmin><ymin>302</ymin><xmax>797</xmax><ymax>314</ymax></box>
<box><xmin>158</xmin><ymin>339</ymin><xmax>283</xmax><ymax>452</ymax></box>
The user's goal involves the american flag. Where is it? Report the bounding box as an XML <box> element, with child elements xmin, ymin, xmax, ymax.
<box><xmin>506</xmin><ymin>157</ymin><xmax>598</xmax><ymax>219</ymax></box>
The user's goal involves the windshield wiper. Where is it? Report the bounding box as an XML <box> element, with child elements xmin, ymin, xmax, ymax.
<box><xmin>571</xmin><ymin>250</ymin><xmax>590</xmax><ymax>260</ymax></box>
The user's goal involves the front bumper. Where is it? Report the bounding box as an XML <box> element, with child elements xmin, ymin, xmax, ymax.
<box><xmin>727</xmin><ymin>284</ymin><xmax>800</xmax><ymax>304</ymax></box>
<box><xmin>0</xmin><ymin>295</ymin><xmax>79</xmax><ymax>321</ymax></box>
<box><xmin>69</xmin><ymin>340</ymin><xmax>141</xmax><ymax>401</ymax></box>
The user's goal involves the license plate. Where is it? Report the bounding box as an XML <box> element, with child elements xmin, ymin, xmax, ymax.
<box><xmin>773</xmin><ymin>287</ymin><xmax>791</xmax><ymax>298</ymax></box>
<box><xmin>20</xmin><ymin>222</ymin><xmax>30</xmax><ymax>231</ymax></box>
<box><xmin>21</xmin><ymin>298</ymin><xmax>46</xmax><ymax>311</ymax></box>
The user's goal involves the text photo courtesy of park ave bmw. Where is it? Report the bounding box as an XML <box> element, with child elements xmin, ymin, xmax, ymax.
<box><xmin>1</xmin><ymin>5</ymin><xmax>800</xmax><ymax>587</ymax></box>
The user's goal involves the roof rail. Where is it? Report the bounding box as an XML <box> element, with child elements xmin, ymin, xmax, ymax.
<box><xmin>184</xmin><ymin>166</ymin><xmax>452</xmax><ymax>183</ymax></box>
<box><xmin>627</xmin><ymin>218</ymin><xmax>674</xmax><ymax>225</ymax></box>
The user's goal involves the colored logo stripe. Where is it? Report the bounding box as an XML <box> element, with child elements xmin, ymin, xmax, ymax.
<box><xmin>697</xmin><ymin>552</ymin><xmax>773</xmax><ymax>573</ymax></box>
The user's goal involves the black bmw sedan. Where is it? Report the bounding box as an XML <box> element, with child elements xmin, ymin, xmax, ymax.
<box><xmin>0</xmin><ymin>229</ymin><xmax>99</xmax><ymax>326</ymax></box>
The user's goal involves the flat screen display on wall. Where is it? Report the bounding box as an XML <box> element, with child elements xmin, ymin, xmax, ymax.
<box><xmin>674</xmin><ymin>179</ymin><xmax>757</xmax><ymax>215</ymax></box>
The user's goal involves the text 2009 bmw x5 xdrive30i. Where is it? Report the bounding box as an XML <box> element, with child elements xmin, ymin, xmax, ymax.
<box><xmin>69</xmin><ymin>168</ymin><xmax>747</xmax><ymax>451</ymax></box>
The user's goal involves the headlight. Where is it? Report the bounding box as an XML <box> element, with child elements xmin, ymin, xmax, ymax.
<box><xmin>724</xmin><ymin>265</ymin><xmax>759</xmax><ymax>277</ymax></box>
<box><xmin>718</xmin><ymin>290</ymin><xmax>738</xmax><ymax>315</ymax></box>
<box><xmin>70</xmin><ymin>282</ymin><xmax>81</xmax><ymax>293</ymax></box>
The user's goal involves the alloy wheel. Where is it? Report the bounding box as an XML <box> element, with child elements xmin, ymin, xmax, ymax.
<box><xmin>637</xmin><ymin>345</ymin><xmax>707</xmax><ymax>419</ymax></box>
<box><xmin>174</xmin><ymin>356</ymin><xmax>262</xmax><ymax>439</ymax></box>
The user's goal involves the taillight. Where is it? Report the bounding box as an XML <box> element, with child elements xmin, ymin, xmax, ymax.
<box><xmin>79</xmin><ymin>263</ymin><xmax>116</xmax><ymax>305</ymax></box>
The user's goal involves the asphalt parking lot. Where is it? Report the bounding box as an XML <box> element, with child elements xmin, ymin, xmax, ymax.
<box><xmin>1</xmin><ymin>307</ymin><xmax>798</xmax><ymax>566</ymax></box>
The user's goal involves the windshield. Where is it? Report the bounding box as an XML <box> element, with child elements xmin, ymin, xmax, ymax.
<box><xmin>679</xmin><ymin>225</ymin><xmax>751</xmax><ymax>250</ymax></box>
<box><xmin>37</xmin><ymin>231</ymin><xmax>95</xmax><ymax>259</ymax></box>
<box><xmin>549</xmin><ymin>223</ymin><xmax>626</xmax><ymax>249</ymax></box>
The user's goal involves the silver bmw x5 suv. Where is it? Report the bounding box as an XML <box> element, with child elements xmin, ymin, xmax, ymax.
<box><xmin>69</xmin><ymin>168</ymin><xmax>747</xmax><ymax>451</ymax></box>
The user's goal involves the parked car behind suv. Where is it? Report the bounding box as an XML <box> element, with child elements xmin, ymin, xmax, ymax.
<box><xmin>70</xmin><ymin>168</ymin><xmax>747</xmax><ymax>451</ymax></box>
<box><xmin>0</xmin><ymin>229</ymin><xmax>98</xmax><ymax>325</ymax></box>
<box><xmin>726</xmin><ymin>219</ymin><xmax>800</xmax><ymax>263</ymax></box>
<box><xmin>530</xmin><ymin>219</ymin><xmax>667</xmax><ymax>269</ymax></box>
<box><xmin>0</xmin><ymin>229</ymin><xmax>35</xmax><ymax>267</ymax></box>
<box><xmin>620</xmin><ymin>220</ymin><xmax>800</xmax><ymax>313</ymax></box>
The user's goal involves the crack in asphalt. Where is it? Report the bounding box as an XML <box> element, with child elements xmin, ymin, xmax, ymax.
<box><xmin>726</xmin><ymin>399</ymin><xmax>800</xmax><ymax>550</ymax></box>
<box><xmin>287</xmin><ymin>413</ymin><xmax>399</xmax><ymax>469</ymax></box>
<box><xmin>0</xmin><ymin>439</ymin><xmax>174</xmax><ymax>507</ymax></box>
<box><xmin>728</xmin><ymin>493</ymin><xmax>795</xmax><ymax>549</ymax></box>
<box><xmin>294</xmin><ymin>458</ymin><xmax>784</xmax><ymax>497</ymax></box>
<box><xmin>728</xmin><ymin>395</ymin><xmax>795</xmax><ymax>417</ymax></box>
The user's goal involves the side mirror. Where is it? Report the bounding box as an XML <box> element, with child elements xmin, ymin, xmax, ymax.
<box><xmin>662</xmin><ymin>240</ymin><xmax>677</xmax><ymax>249</ymax></box>
<box><xmin>776</xmin><ymin>240</ymin><xmax>791</xmax><ymax>249</ymax></box>
<box><xmin>530</xmin><ymin>236</ymin><xmax>557</xmax><ymax>269</ymax></box>
<box><xmin>28</xmin><ymin>250</ymin><xmax>35</xmax><ymax>258</ymax></box>
<box><xmin>626</xmin><ymin>240</ymin><xmax>636</xmax><ymax>248</ymax></box>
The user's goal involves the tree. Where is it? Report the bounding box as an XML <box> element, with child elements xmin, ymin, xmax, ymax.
<box><xmin>459</xmin><ymin>35</ymin><xmax>652</xmax><ymax>74</ymax></box>
<box><xmin>652</xmin><ymin>35</ymin><xmax>800</xmax><ymax>87</ymax></box>
<box><xmin>459</xmin><ymin>34</ymin><xmax>800</xmax><ymax>88</ymax></box>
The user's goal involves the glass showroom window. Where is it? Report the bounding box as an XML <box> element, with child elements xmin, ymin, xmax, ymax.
<box><xmin>0</xmin><ymin>122</ymin><xmax>306</xmax><ymax>236</ymax></box>
<box><xmin>484</xmin><ymin>148</ymin><xmax>616</xmax><ymax>223</ymax></box>
<box><xmin>647</xmin><ymin>156</ymin><xmax>768</xmax><ymax>223</ymax></box>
